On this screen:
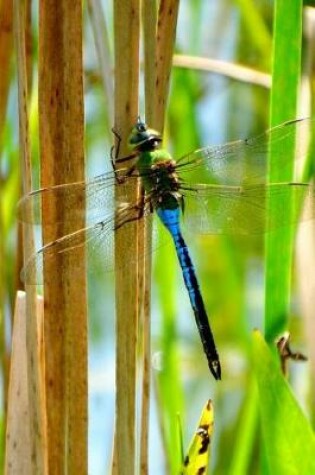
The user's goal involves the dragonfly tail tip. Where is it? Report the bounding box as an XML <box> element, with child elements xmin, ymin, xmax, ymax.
<box><xmin>210</xmin><ymin>360</ymin><xmax>221</xmax><ymax>380</ymax></box>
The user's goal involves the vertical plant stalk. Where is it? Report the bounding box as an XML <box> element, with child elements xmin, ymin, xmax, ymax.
<box><xmin>5</xmin><ymin>293</ymin><xmax>44</xmax><ymax>474</ymax></box>
<box><xmin>154</xmin><ymin>0</ymin><xmax>180</xmax><ymax>132</ymax></box>
<box><xmin>265</xmin><ymin>0</ymin><xmax>303</xmax><ymax>342</ymax></box>
<box><xmin>0</xmin><ymin>0</ymin><xmax>13</xmax><ymax>134</ymax></box>
<box><xmin>15</xmin><ymin>0</ymin><xmax>32</xmax><ymax>295</ymax></box>
<box><xmin>0</xmin><ymin>0</ymin><xmax>13</xmax><ymax>440</ymax></box>
<box><xmin>139</xmin><ymin>3</ymin><xmax>157</xmax><ymax>473</ymax></box>
<box><xmin>233</xmin><ymin>0</ymin><xmax>272</xmax><ymax>70</ymax></box>
<box><xmin>0</xmin><ymin>177</ymin><xmax>5</xmax><ymax>459</ymax></box>
<box><xmin>149</xmin><ymin>2</ymin><xmax>181</xmax><ymax>473</ymax></box>
<box><xmin>139</xmin><ymin>1</ymin><xmax>179</xmax><ymax>472</ymax></box>
<box><xmin>228</xmin><ymin>378</ymin><xmax>259</xmax><ymax>474</ymax></box>
<box><xmin>25</xmin><ymin>0</ymin><xmax>32</xmax><ymax>95</ymax></box>
<box><xmin>113</xmin><ymin>2</ymin><xmax>140</xmax><ymax>475</ymax></box>
<box><xmin>87</xmin><ymin>0</ymin><xmax>114</xmax><ymax>127</ymax></box>
<box><xmin>39</xmin><ymin>1</ymin><xmax>87</xmax><ymax>473</ymax></box>
<box><xmin>13</xmin><ymin>0</ymin><xmax>47</xmax><ymax>472</ymax></box>
<box><xmin>143</xmin><ymin>0</ymin><xmax>157</xmax><ymax>123</ymax></box>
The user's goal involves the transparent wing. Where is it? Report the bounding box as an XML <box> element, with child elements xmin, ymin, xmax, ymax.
<box><xmin>19</xmin><ymin>119</ymin><xmax>312</xmax><ymax>225</ymax></box>
<box><xmin>18</xmin><ymin>168</ymin><xmax>163</xmax><ymax>284</ymax></box>
<box><xmin>176</xmin><ymin>118</ymin><xmax>313</xmax><ymax>185</ymax></box>
<box><xmin>17</xmin><ymin>169</ymin><xmax>139</xmax><ymax>225</ymax></box>
<box><xmin>21</xmin><ymin>201</ymin><xmax>156</xmax><ymax>284</ymax></box>
<box><xmin>182</xmin><ymin>183</ymin><xmax>314</xmax><ymax>235</ymax></box>
<box><xmin>19</xmin><ymin>118</ymin><xmax>314</xmax><ymax>283</ymax></box>
<box><xmin>23</xmin><ymin>181</ymin><xmax>313</xmax><ymax>283</ymax></box>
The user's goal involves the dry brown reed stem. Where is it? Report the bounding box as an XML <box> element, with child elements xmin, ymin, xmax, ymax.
<box><xmin>13</xmin><ymin>0</ymin><xmax>47</xmax><ymax>472</ymax></box>
<box><xmin>143</xmin><ymin>0</ymin><xmax>158</xmax><ymax>124</ymax></box>
<box><xmin>138</xmin><ymin>3</ymin><xmax>158</xmax><ymax>473</ymax></box>
<box><xmin>112</xmin><ymin>1</ymin><xmax>140</xmax><ymax>474</ymax></box>
<box><xmin>142</xmin><ymin>3</ymin><xmax>179</xmax><ymax>472</ymax></box>
<box><xmin>155</xmin><ymin>0</ymin><xmax>180</xmax><ymax>132</ymax></box>
<box><xmin>87</xmin><ymin>0</ymin><xmax>114</xmax><ymax>127</ymax></box>
<box><xmin>5</xmin><ymin>293</ymin><xmax>44</xmax><ymax>474</ymax></box>
<box><xmin>173</xmin><ymin>55</ymin><xmax>271</xmax><ymax>89</ymax></box>
<box><xmin>24</xmin><ymin>0</ymin><xmax>32</xmax><ymax>95</ymax></box>
<box><xmin>0</xmin><ymin>0</ymin><xmax>13</xmax><ymax>134</ymax></box>
<box><xmin>138</xmin><ymin>2</ymin><xmax>180</xmax><ymax>471</ymax></box>
<box><xmin>39</xmin><ymin>0</ymin><xmax>87</xmax><ymax>473</ymax></box>
<box><xmin>139</xmin><ymin>1</ymin><xmax>179</xmax><ymax>472</ymax></box>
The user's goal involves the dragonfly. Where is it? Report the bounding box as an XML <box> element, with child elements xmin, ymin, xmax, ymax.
<box><xmin>18</xmin><ymin>117</ymin><xmax>315</xmax><ymax>381</ymax></box>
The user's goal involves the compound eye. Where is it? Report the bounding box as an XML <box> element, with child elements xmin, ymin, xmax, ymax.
<box><xmin>136</xmin><ymin>116</ymin><xmax>147</xmax><ymax>132</ymax></box>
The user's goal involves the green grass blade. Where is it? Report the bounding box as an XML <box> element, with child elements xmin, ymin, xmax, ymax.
<box><xmin>154</xmin><ymin>225</ymin><xmax>183</xmax><ymax>474</ymax></box>
<box><xmin>270</xmin><ymin>0</ymin><xmax>303</xmax><ymax>127</ymax></box>
<box><xmin>253</xmin><ymin>330</ymin><xmax>315</xmax><ymax>475</ymax></box>
<box><xmin>265</xmin><ymin>0</ymin><xmax>303</xmax><ymax>342</ymax></box>
<box><xmin>228</xmin><ymin>378</ymin><xmax>259</xmax><ymax>475</ymax></box>
<box><xmin>234</xmin><ymin>0</ymin><xmax>272</xmax><ymax>69</ymax></box>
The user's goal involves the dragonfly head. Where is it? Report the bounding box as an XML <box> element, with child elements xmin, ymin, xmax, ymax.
<box><xmin>128</xmin><ymin>117</ymin><xmax>162</xmax><ymax>152</ymax></box>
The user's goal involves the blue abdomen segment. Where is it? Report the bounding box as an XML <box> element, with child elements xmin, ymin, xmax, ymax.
<box><xmin>157</xmin><ymin>207</ymin><xmax>221</xmax><ymax>380</ymax></box>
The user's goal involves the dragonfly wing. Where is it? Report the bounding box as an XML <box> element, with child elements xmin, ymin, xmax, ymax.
<box><xmin>182</xmin><ymin>183</ymin><xmax>315</xmax><ymax>235</ymax></box>
<box><xmin>17</xmin><ymin>170</ymin><xmax>139</xmax><ymax>225</ymax></box>
<box><xmin>22</xmin><ymin>201</ymin><xmax>153</xmax><ymax>284</ymax></box>
<box><xmin>176</xmin><ymin>118</ymin><xmax>313</xmax><ymax>185</ymax></box>
<box><xmin>22</xmin><ymin>219</ymin><xmax>113</xmax><ymax>284</ymax></box>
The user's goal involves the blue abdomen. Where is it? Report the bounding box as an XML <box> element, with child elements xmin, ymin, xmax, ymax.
<box><xmin>156</xmin><ymin>206</ymin><xmax>221</xmax><ymax>379</ymax></box>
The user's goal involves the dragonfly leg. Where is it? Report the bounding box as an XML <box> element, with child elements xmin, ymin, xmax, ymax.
<box><xmin>111</xmin><ymin>127</ymin><xmax>137</xmax><ymax>183</ymax></box>
<box><xmin>114</xmin><ymin>206</ymin><xmax>143</xmax><ymax>230</ymax></box>
<box><xmin>111</xmin><ymin>127</ymin><xmax>122</xmax><ymax>159</ymax></box>
<box><xmin>115</xmin><ymin>192</ymin><xmax>152</xmax><ymax>231</ymax></box>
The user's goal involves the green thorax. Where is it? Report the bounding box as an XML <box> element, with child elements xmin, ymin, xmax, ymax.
<box><xmin>136</xmin><ymin>148</ymin><xmax>172</xmax><ymax>193</ymax></box>
<box><xmin>136</xmin><ymin>148</ymin><xmax>182</xmax><ymax>211</ymax></box>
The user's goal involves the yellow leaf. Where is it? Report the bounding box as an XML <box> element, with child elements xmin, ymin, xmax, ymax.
<box><xmin>181</xmin><ymin>399</ymin><xmax>214</xmax><ymax>475</ymax></box>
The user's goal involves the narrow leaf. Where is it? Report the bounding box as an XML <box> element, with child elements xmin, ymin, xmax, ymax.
<box><xmin>181</xmin><ymin>399</ymin><xmax>214</xmax><ymax>475</ymax></box>
<box><xmin>253</xmin><ymin>330</ymin><xmax>315</xmax><ymax>475</ymax></box>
